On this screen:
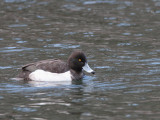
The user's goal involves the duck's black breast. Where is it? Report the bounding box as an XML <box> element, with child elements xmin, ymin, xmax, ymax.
<box><xmin>18</xmin><ymin>59</ymin><xmax>69</xmax><ymax>80</ymax></box>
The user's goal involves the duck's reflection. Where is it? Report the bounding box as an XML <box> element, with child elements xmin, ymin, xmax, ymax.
<box><xmin>28</xmin><ymin>80</ymin><xmax>72</xmax><ymax>87</ymax></box>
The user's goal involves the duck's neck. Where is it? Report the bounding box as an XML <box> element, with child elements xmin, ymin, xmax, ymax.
<box><xmin>70</xmin><ymin>69</ymin><xmax>84</xmax><ymax>80</ymax></box>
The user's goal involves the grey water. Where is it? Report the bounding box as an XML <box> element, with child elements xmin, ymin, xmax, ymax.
<box><xmin>1</xmin><ymin>0</ymin><xmax>160</xmax><ymax>120</ymax></box>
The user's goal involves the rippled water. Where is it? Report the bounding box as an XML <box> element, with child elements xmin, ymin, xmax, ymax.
<box><xmin>1</xmin><ymin>0</ymin><xmax>160</xmax><ymax>119</ymax></box>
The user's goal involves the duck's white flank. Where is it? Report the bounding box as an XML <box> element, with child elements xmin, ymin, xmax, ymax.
<box><xmin>29</xmin><ymin>69</ymin><xmax>72</xmax><ymax>81</ymax></box>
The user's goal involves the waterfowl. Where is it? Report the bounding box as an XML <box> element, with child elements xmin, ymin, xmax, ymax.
<box><xmin>18</xmin><ymin>50</ymin><xmax>95</xmax><ymax>81</ymax></box>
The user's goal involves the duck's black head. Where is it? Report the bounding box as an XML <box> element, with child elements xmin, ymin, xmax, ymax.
<box><xmin>68</xmin><ymin>51</ymin><xmax>95</xmax><ymax>74</ymax></box>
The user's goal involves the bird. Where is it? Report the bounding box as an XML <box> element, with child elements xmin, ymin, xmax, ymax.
<box><xmin>18</xmin><ymin>50</ymin><xmax>95</xmax><ymax>81</ymax></box>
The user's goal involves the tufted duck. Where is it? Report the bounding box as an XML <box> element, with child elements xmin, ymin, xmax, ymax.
<box><xmin>18</xmin><ymin>50</ymin><xmax>95</xmax><ymax>81</ymax></box>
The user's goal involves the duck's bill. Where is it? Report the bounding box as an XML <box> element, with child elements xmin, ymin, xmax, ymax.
<box><xmin>83</xmin><ymin>63</ymin><xmax>95</xmax><ymax>74</ymax></box>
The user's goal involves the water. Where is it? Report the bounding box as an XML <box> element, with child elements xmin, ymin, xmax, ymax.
<box><xmin>1</xmin><ymin>0</ymin><xmax>160</xmax><ymax>119</ymax></box>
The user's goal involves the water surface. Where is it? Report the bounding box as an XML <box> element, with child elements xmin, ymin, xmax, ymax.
<box><xmin>1</xmin><ymin>0</ymin><xmax>160</xmax><ymax>120</ymax></box>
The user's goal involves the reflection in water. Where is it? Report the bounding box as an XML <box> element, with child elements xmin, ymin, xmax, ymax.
<box><xmin>4</xmin><ymin>0</ymin><xmax>27</xmax><ymax>3</ymax></box>
<box><xmin>83</xmin><ymin>0</ymin><xmax>117</xmax><ymax>5</ymax></box>
<box><xmin>8</xmin><ymin>24</ymin><xmax>28</xmax><ymax>28</ymax></box>
<box><xmin>28</xmin><ymin>81</ymin><xmax>72</xmax><ymax>87</ymax></box>
<box><xmin>44</xmin><ymin>43</ymin><xmax>80</xmax><ymax>49</ymax></box>
<box><xmin>1</xmin><ymin>0</ymin><xmax>160</xmax><ymax>119</ymax></box>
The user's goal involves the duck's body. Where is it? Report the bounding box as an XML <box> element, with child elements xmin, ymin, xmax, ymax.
<box><xmin>19</xmin><ymin>59</ymin><xmax>69</xmax><ymax>80</ymax></box>
<box><xmin>18</xmin><ymin>51</ymin><xmax>95</xmax><ymax>81</ymax></box>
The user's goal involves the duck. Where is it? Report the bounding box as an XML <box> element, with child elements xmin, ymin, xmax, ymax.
<box><xmin>18</xmin><ymin>50</ymin><xmax>95</xmax><ymax>81</ymax></box>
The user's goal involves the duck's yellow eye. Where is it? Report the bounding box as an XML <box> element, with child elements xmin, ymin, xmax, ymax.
<box><xmin>79</xmin><ymin>59</ymin><xmax>82</xmax><ymax>62</ymax></box>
